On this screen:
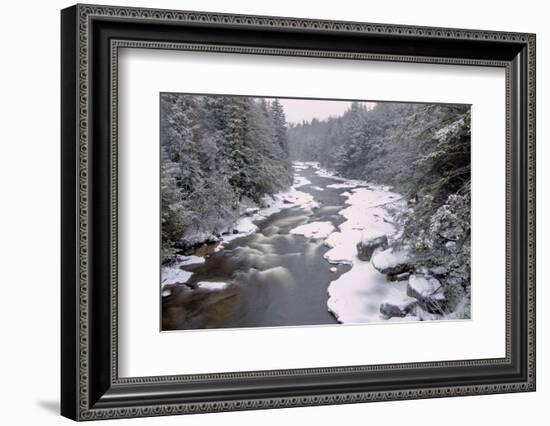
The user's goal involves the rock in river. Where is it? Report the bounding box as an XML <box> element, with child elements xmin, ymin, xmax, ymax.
<box><xmin>356</xmin><ymin>235</ymin><xmax>388</xmax><ymax>261</ymax></box>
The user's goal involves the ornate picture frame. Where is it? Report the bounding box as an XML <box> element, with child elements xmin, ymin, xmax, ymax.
<box><xmin>61</xmin><ymin>4</ymin><xmax>535</xmax><ymax>421</ymax></box>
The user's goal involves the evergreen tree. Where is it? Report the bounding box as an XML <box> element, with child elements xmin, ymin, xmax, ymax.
<box><xmin>270</xmin><ymin>99</ymin><xmax>292</xmax><ymax>173</ymax></box>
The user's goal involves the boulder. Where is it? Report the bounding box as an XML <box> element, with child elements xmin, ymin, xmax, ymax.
<box><xmin>429</xmin><ymin>266</ymin><xmax>449</xmax><ymax>279</ymax></box>
<box><xmin>356</xmin><ymin>235</ymin><xmax>388</xmax><ymax>261</ymax></box>
<box><xmin>407</xmin><ymin>275</ymin><xmax>448</xmax><ymax>314</ymax></box>
<box><xmin>371</xmin><ymin>247</ymin><xmax>412</xmax><ymax>275</ymax></box>
<box><xmin>380</xmin><ymin>297</ymin><xmax>418</xmax><ymax>318</ymax></box>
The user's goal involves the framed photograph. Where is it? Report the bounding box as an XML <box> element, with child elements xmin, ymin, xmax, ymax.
<box><xmin>61</xmin><ymin>4</ymin><xmax>536</xmax><ymax>421</ymax></box>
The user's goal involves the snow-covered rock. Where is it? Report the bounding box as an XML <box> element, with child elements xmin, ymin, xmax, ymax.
<box><xmin>356</xmin><ymin>235</ymin><xmax>388</xmax><ymax>261</ymax></box>
<box><xmin>407</xmin><ymin>275</ymin><xmax>441</xmax><ymax>299</ymax></box>
<box><xmin>161</xmin><ymin>266</ymin><xmax>193</xmax><ymax>286</ymax></box>
<box><xmin>290</xmin><ymin>221</ymin><xmax>335</xmax><ymax>239</ymax></box>
<box><xmin>407</xmin><ymin>275</ymin><xmax>448</xmax><ymax>314</ymax></box>
<box><xmin>371</xmin><ymin>247</ymin><xmax>412</xmax><ymax>275</ymax></box>
<box><xmin>380</xmin><ymin>296</ymin><xmax>418</xmax><ymax>318</ymax></box>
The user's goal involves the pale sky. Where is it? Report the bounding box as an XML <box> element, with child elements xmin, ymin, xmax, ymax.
<box><xmin>278</xmin><ymin>98</ymin><xmax>376</xmax><ymax>124</ymax></box>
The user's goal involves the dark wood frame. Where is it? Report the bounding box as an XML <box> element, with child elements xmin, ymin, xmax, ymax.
<box><xmin>61</xmin><ymin>3</ymin><xmax>536</xmax><ymax>421</ymax></box>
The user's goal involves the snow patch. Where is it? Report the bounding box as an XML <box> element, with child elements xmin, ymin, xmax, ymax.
<box><xmin>293</xmin><ymin>175</ymin><xmax>311</xmax><ymax>188</ymax></box>
<box><xmin>327</xmin><ymin>260</ymin><xmax>410</xmax><ymax>323</ymax></box>
<box><xmin>290</xmin><ymin>221</ymin><xmax>335</xmax><ymax>239</ymax></box>
<box><xmin>234</xmin><ymin>217</ymin><xmax>258</xmax><ymax>234</ymax></box>
<box><xmin>161</xmin><ymin>254</ymin><xmax>209</xmax><ymax>286</ymax></box>
<box><xmin>310</xmin><ymin>186</ymin><xmax>325</xmax><ymax>192</ymax></box>
<box><xmin>218</xmin><ymin>217</ymin><xmax>259</xmax><ymax>245</ymax></box>
<box><xmin>326</xmin><ymin>180</ymin><xmax>366</xmax><ymax>189</ymax></box>
<box><xmin>257</xmin><ymin>188</ymin><xmax>319</xmax><ymax>217</ymax></box>
<box><xmin>161</xmin><ymin>266</ymin><xmax>193</xmax><ymax>286</ymax></box>
<box><xmin>196</xmin><ymin>281</ymin><xmax>229</xmax><ymax>291</ymax></box>
<box><xmin>292</xmin><ymin>161</ymin><xmax>312</xmax><ymax>171</ymax></box>
<box><xmin>175</xmin><ymin>255</ymin><xmax>205</xmax><ymax>266</ymax></box>
<box><xmin>313</xmin><ymin>166</ymin><xmax>347</xmax><ymax>181</ymax></box>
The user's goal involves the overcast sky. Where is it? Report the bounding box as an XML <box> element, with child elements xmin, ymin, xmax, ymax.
<box><xmin>278</xmin><ymin>98</ymin><xmax>376</xmax><ymax>124</ymax></box>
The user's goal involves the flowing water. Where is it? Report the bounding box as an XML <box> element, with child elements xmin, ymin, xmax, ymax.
<box><xmin>162</xmin><ymin>164</ymin><xmax>379</xmax><ymax>330</ymax></box>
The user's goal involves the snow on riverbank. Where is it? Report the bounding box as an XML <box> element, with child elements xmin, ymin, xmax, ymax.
<box><xmin>324</xmin><ymin>188</ymin><xmax>402</xmax><ymax>265</ymax></box>
<box><xmin>217</xmin><ymin>187</ymin><xmax>319</xmax><ymax>246</ymax></box>
<box><xmin>314</xmin><ymin>166</ymin><xmax>347</xmax><ymax>181</ymax></box>
<box><xmin>325</xmin><ymin>186</ymin><xmax>409</xmax><ymax>323</ymax></box>
<box><xmin>216</xmin><ymin>187</ymin><xmax>318</xmax><ymax>247</ymax></box>
<box><xmin>293</xmin><ymin>175</ymin><xmax>311</xmax><ymax>188</ymax></box>
<box><xmin>176</xmin><ymin>255</ymin><xmax>206</xmax><ymax>266</ymax></box>
<box><xmin>327</xmin><ymin>261</ymin><xmax>410</xmax><ymax>323</ymax></box>
<box><xmin>161</xmin><ymin>265</ymin><xmax>193</xmax><ymax>286</ymax></box>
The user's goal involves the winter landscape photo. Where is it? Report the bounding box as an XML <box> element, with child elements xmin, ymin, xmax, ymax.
<box><xmin>160</xmin><ymin>93</ymin><xmax>471</xmax><ymax>331</ymax></box>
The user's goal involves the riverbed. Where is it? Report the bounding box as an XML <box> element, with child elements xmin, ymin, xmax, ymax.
<box><xmin>161</xmin><ymin>162</ymin><xmax>406</xmax><ymax>330</ymax></box>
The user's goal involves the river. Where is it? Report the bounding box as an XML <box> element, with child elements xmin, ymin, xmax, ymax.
<box><xmin>162</xmin><ymin>162</ymin><xmax>405</xmax><ymax>331</ymax></box>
